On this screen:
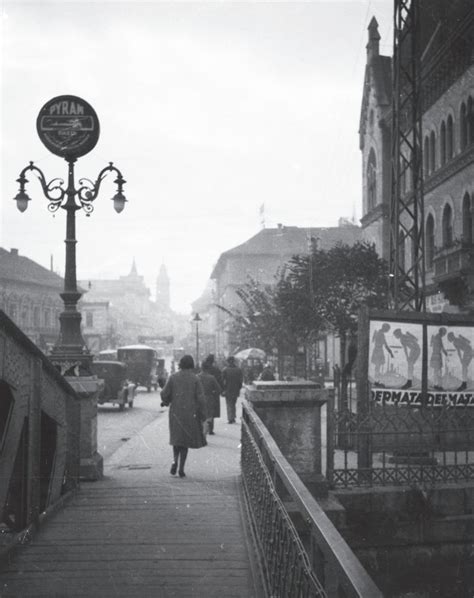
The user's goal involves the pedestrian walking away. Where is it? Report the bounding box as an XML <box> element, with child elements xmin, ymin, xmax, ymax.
<box><xmin>160</xmin><ymin>354</ymin><xmax>207</xmax><ymax>478</ymax></box>
<box><xmin>222</xmin><ymin>355</ymin><xmax>243</xmax><ymax>423</ymax></box>
<box><xmin>198</xmin><ymin>360</ymin><xmax>222</xmax><ymax>435</ymax></box>
<box><xmin>202</xmin><ymin>353</ymin><xmax>224</xmax><ymax>388</ymax></box>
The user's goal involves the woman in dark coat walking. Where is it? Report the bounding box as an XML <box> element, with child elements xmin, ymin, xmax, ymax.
<box><xmin>160</xmin><ymin>355</ymin><xmax>207</xmax><ymax>477</ymax></box>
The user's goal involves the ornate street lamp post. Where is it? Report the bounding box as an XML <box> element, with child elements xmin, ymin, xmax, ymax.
<box><xmin>13</xmin><ymin>95</ymin><xmax>127</xmax><ymax>375</ymax></box>
<box><xmin>193</xmin><ymin>312</ymin><xmax>202</xmax><ymax>368</ymax></box>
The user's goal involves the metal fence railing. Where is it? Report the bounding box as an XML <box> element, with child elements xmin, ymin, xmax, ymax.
<box><xmin>241</xmin><ymin>400</ymin><xmax>382</xmax><ymax>598</ymax></box>
<box><xmin>329</xmin><ymin>378</ymin><xmax>474</xmax><ymax>488</ymax></box>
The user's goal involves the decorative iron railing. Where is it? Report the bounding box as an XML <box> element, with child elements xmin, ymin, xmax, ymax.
<box><xmin>241</xmin><ymin>401</ymin><xmax>382</xmax><ymax>598</ymax></box>
<box><xmin>328</xmin><ymin>385</ymin><xmax>474</xmax><ymax>488</ymax></box>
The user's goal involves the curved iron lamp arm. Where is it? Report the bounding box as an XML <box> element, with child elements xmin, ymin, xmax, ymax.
<box><xmin>16</xmin><ymin>161</ymin><xmax>66</xmax><ymax>212</ymax></box>
<box><xmin>77</xmin><ymin>162</ymin><xmax>126</xmax><ymax>213</ymax></box>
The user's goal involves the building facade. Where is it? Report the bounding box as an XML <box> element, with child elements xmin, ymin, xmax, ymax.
<box><xmin>79</xmin><ymin>300</ymin><xmax>117</xmax><ymax>354</ymax></box>
<box><xmin>206</xmin><ymin>222</ymin><xmax>362</xmax><ymax>362</ymax></box>
<box><xmin>79</xmin><ymin>261</ymin><xmax>188</xmax><ymax>350</ymax></box>
<box><xmin>360</xmin><ymin>3</ymin><xmax>474</xmax><ymax>312</ymax></box>
<box><xmin>0</xmin><ymin>247</ymin><xmax>63</xmax><ymax>351</ymax></box>
<box><xmin>79</xmin><ymin>260</ymin><xmax>156</xmax><ymax>347</ymax></box>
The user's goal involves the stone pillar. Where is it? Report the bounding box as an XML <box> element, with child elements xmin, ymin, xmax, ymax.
<box><xmin>245</xmin><ymin>380</ymin><xmax>329</xmax><ymax>497</ymax></box>
<box><xmin>66</xmin><ymin>375</ymin><xmax>104</xmax><ymax>481</ymax></box>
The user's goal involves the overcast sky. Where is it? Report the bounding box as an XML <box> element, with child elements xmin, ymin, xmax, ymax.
<box><xmin>1</xmin><ymin>0</ymin><xmax>393</xmax><ymax>313</ymax></box>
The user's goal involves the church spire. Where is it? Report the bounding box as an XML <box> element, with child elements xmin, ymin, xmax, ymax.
<box><xmin>366</xmin><ymin>17</ymin><xmax>380</xmax><ymax>63</ymax></box>
<box><xmin>130</xmin><ymin>258</ymin><xmax>138</xmax><ymax>277</ymax></box>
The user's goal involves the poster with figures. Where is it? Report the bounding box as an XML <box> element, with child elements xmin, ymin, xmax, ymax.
<box><xmin>427</xmin><ymin>325</ymin><xmax>474</xmax><ymax>392</ymax></box>
<box><xmin>369</xmin><ymin>320</ymin><xmax>422</xmax><ymax>390</ymax></box>
<box><xmin>366</xmin><ymin>314</ymin><xmax>474</xmax><ymax>408</ymax></box>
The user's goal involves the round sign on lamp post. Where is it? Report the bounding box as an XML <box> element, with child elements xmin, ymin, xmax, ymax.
<box><xmin>36</xmin><ymin>95</ymin><xmax>100</xmax><ymax>159</ymax></box>
<box><xmin>13</xmin><ymin>95</ymin><xmax>127</xmax><ymax>376</ymax></box>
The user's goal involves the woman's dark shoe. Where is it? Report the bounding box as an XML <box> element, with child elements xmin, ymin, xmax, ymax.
<box><xmin>170</xmin><ymin>462</ymin><xmax>177</xmax><ymax>475</ymax></box>
<box><xmin>178</xmin><ymin>470</ymin><xmax>186</xmax><ymax>478</ymax></box>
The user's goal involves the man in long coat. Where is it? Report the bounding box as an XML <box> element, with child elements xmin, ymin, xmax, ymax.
<box><xmin>222</xmin><ymin>356</ymin><xmax>243</xmax><ymax>424</ymax></box>
<box><xmin>198</xmin><ymin>361</ymin><xmax>222</xmax><ymax>435</ymax></box>
<box><xmin>161</xmin><ymin>355</ymin><xmax>206</xmax><ymax>477</ymax></box>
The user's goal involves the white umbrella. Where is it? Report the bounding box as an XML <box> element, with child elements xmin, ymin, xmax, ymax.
<box><xmin>234</xmin><ymin>348</ymin><xmax>266</xmax><ymax>361</ymax></box>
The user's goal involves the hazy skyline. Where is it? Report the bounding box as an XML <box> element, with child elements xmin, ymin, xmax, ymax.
<box><xmin>1</xmin><ymin>0</ymin><xmax>393</xmax><ymax>312</ymax></box>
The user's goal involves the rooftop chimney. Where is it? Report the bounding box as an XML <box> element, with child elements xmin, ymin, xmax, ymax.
<box><xmin>10</xmin><ymin>248</ymin><xmax>18</xmax><ymax>256</ymax></box>
<box><xmin>277</xmin><ymin>223</ymin><xmax>283</xmax><ymax>229</ymax></box>
<box><xmin>366</xmin><ymin>17</ymin><xmax>380</xmax><ymax>63</ymax></box>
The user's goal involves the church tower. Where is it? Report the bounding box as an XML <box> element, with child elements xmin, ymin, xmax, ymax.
<box><xmin>156</xmin><ymin>264</ymin><xmax>170</xmax><ymax>310</ymax></box>
<box><xmin>359</xmin><ymin>17</ymin><xmax>392</xmax><ymax>261</ymax></box>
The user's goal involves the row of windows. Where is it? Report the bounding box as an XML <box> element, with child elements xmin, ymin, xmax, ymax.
<box><xmin>398</xmin><ymin>193</ymin><xmax>473</xmax><ymax>272</ymax></box>
<box><xmin>367</xmin><ymin>96</ymin><xmax>474</xmax><ymax>211</ymax></box>
<box><xmin>3</xmin><ymin>303</ymin><xmax>60</xmax><ymax>329</ymax></box>
<box><xmin>424</xmin><ymin>95</ymin><xmax>474</xmax><ymax>176</ymax></box>
<box><xmin>425</xmin><ymin>192</ymin><xmax>473</xmax><ymax>269</ymax></box>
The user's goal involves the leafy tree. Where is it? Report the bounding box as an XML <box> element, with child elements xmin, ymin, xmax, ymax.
<box><xmin>280</xmin><ymin>242</ymin><xmax>390</xmax><ymax>404</ymax></box>
<box><xmin>220</xmin><ymin>276</ymin><xmax>296</xmax><ymax>357</ymax></box>
<box><xmin>219</xmin><ymin>242</ymin><xmax>389</xmax><ymax>390</ymax></box>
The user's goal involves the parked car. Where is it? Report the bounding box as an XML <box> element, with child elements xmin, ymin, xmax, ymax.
<box><xmin>97</xmin><ymin>349</ymin><xmax>118</xmax><ymax>360</ymax></box>
<box><xmin>91</xmin><ymin>360</ymin><xmax>135</xmax><ymax>411</ymax></box>
<box><xmin>116</xmin><ymin>344</ymin><xmax>158</xmax><ymax>392</ymax></box>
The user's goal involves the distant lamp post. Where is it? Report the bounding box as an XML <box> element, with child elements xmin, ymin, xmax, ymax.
<box><xmin>14</xmin><ymin>95</ymin><xmax>127</xmax><ymax>375</ymax></box>
<box><xmin>193</xmin><ymin>313</ymin><xmax>202</xmax><ymax>368</ymax></box>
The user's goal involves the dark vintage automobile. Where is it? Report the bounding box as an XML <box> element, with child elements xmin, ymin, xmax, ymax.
<box><xmin>91</xmin><ymin>360</ymin><xmax>136</xmax><ymax>411</ymax></box>
<box><xmin>116</xmin><ymin>344</ymin><xmax>158</xmax><ymax>392</ymax></box>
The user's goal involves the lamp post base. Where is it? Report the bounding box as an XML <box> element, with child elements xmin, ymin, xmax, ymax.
<box><xmin>66</xmin><ymin>374</ymin><xmax>104</xmax><ymax>482</ymax></box>
<box><xmin>50</xmin><ymin>347</ymin><xmax>93</xmax><ymax>376</ymax></box>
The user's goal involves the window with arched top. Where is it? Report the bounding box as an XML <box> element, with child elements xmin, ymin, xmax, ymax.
<box><xmin>425</xmin><ymin>214</ymin><xmax>435</xmax><ymax>269</ymax></box>
<box><xmin>447</xmin><ymin>115</ymin><xmax>454</xmax><ymax>159</ymax></box>
<box><xmin>367</xmin><ymin>148</ymin><xmax>377</xmax><ymax>211</ymax></box>
<box><xmin>460</xmin><ymin>102</ymin><xmax>468</xmax><ymax>150</ymax></box>
<box><xmin>423</xmin><ymin>136</ymin><xmax>430</xmax><ymax>176</ymax></box>
<box><xmin>429</xmin><ymin>131</ymin><xmax>436</xmax><ymax>172</ymax></box>
<box><xmin>468</xmin><ymin>96</ymin><xmax>474</xmax><ymax>145</ymax></box>
<box><xmin>442</xmin><ymin>204</ymin><xmax>453</xmax><ymax>247</ymax></box>
<box><xmin>440</xmin><ymin>121</ymin><xmax>446</xmax><ymax>166</ymax></box>
<box><xmin>463</xmin><ymin>193</ymin><xmax>473</xmax><ymax>244</ymax></box>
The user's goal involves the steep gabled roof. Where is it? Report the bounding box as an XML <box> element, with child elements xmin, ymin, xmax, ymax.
<box><xmin>0</xmin><ymin>247</ymin><xmax>64</xmax><ymax>289</ymax></box>
<box><xmin>211</xmin><ymin>225</ymin><xmax>362</xmax><ymax>279</ymax></box>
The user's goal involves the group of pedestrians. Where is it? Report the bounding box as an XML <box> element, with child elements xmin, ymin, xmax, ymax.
<box><xmin>160</xmin><ymin>353</ymin><xmax>243</xmax><ymax>478</ymax></box>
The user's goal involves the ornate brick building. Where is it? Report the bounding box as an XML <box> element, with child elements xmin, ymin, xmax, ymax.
<box><xmin>0</xmin><ymin>247</ymin><xmax>62</xmax><ymax>351</ymax></box>
<box><xmin>360</xmin><ymin>2</ymin><xmax>474</xmax><ymax>311</ymax></box>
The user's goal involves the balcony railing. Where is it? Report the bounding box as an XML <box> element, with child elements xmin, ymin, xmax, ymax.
<box><xmin>432</xmin><ymin>241</ymin><xmax>474</xmax><ymax>283</ymax></box>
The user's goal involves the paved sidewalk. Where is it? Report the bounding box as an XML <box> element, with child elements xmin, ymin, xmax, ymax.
<box><xmin>0</xmin><ymin>401</ymin><xmax>261</xmax><ymax>597</ymax></box>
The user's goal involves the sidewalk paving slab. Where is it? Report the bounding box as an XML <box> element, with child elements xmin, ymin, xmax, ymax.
<box><xmin>0</xmin><ymin>401</ymin><xmax>262</xmax><ymax>598</ymax></box>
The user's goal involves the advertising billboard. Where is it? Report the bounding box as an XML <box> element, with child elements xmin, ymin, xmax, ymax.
<box><xmin>365</xmin><ymin>312</ymin><xmax>474</xmax><ymax>408</ymax></box>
